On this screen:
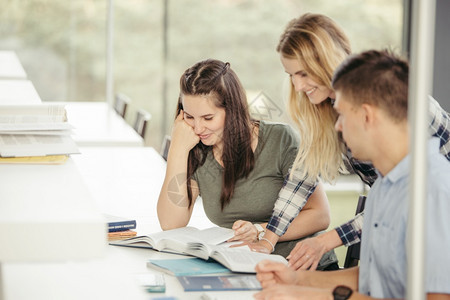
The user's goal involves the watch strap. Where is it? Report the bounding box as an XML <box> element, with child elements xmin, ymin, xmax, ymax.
<box><xmin>332</xmin><ymin>285</ymin><xmax>353</xmax><ymax>300</ymax></box>
<box><xmin>253</xmin><ymin>223</ymin><xmax>265</xmax><ymax>240</ymax></box>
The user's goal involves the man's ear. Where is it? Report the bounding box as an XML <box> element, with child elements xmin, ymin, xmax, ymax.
<box><xmin>361</xmin><ymin>103</ymin><xmax>376</xmax><ymax>128</ymax></box>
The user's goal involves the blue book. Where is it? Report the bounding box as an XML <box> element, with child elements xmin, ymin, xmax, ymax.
<box><xmin>104</xmin><ymin>214</ymin><xmax>137</xmax><ymax>232</ymax></box>
<box><xmin>147</xmin><ymin>258</ymin><xmax>231</xmax><ymax>276</ymax></box>
<box><xmin>177</xmin><ymin>275</ymin><xmax>262</xmax><ymax>291</ymax></box>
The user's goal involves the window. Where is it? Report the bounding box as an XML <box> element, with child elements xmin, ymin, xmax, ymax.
<box><xmin>0</xmin><ymin>0</ymin><xmax>403</xmax><ymax>147</ymax></box>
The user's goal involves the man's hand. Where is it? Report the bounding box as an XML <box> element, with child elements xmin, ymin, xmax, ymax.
<box><xmin>253</xmin><ymin>284</ymin><xmax>333</xmax><ymax>300</ymax></box>
<box><xmin>255</xmin><ymin>260</ymin><xmax>297</xmax><ymax>288</ymax></box>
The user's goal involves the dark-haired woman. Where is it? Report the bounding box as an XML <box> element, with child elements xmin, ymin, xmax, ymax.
<box><xmin>156</xmin><ymin>58</ymin><xmax>338</xmax><ymax>269</ymax></box>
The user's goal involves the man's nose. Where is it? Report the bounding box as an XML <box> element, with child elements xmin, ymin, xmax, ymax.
<box><xmin>334</xmin><ymin>119</ymin><xmax>342</xmax><ymax>132</ymax></box>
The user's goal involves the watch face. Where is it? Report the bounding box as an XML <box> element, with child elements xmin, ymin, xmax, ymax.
<box><xmin>254</xmin><ymin>224</ymin><xmax>265</xmax><ymax>240</ymax></box>
<box><xmin>333</xmin><ymin>286</ymin><xmax>353</xmax><ymax>300</ymax></box>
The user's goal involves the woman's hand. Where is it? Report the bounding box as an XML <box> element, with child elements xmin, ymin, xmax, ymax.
<box><xmin>170</xmin><ymin>110</ymin><xmax>200</xmax><ymax>153</ymax></box>
<box><xmin>286</xmin><ymin>230</ymin><xmax>342</xmax><ymax>271</ymax></box>
<box><xmin>228</xmin><ymin>220</ymin><xmax>258</xmax><ymax>242</ymax></box>
<box><xmin>246</xmin><ymin>241</ymin><xmax>272</xmax><ymax>254</ymax></box>
<box><xmin>286</xmin><ymin>236</ymin><xmax>326</xmax><ymax>271</ymax></box>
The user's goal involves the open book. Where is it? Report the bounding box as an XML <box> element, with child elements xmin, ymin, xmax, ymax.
<box><xmin>110</xmin><ymin>226</ymin><xmax>288</xmax><ymax>273</ymax></box>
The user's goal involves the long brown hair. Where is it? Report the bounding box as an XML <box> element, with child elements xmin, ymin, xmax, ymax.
<box><xmin>177</xmin><ymin>59</ymin><xmax>255</xmax><ymax>209</ymax></box>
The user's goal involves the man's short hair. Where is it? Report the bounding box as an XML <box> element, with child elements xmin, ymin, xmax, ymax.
<box><xmin>332</xmin><ymin>49</ymin><xmax>409</xmax><ymax>122</ymax></box>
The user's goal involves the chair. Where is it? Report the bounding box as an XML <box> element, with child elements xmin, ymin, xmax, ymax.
<box><xmin>160</xmin><ymin>135</ymin><xmax>171</xmax><ymax>161</ymax></box>
<box><xmin>343</xmin><ymin>194</ymin><xmax>367</xmax><ymax>268</ymax></box>
<box><xmin>133</xmin><ymin>109</ymin><xmax>152</xmax><ymax>139</ymax></box>
<box><xmin>114</xmin><ymin>93</ymin><xmax>131</xmax><ymax>118</ymax></box>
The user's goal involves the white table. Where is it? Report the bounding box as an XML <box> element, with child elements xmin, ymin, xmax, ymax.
<box><xmin>0</xmin><ymin>147</ymin><xmax>258</xmax><ymax>299</ymax></box>
<box><xmin>0</xmin><ymin>51</ymin><xmax>27</xmax><ymax>80</ymax></box>
<box><xmin>0</xmin><ymin>159</ymin><xmax>106</xmax><ymax>261</ymax></box>
<box><xmin>0</xmin><ymin>80</ymin><xmax>41</xmax><ymax>104</ymax></box>
<box><xmin>71</xmin><ymin>147</ymin><xmax>254</xmax><ymax>299</ymax></box>
<box><xmin>71</xmin><ymin>146</ymin><xmax>254</xmax><ymax>299</ymax></box>
<box><xmin>0</xmin><ymin>157</ymin><xmax>139</xmax><ymax>300</ymax></box>
<box><xmin>52</xmin><ymin>102</ymin><xmax>144</xmax><ymax>147</ymax></box>
<box><xmin>72</xmin><ymin>146</ymin><xmax>214</xmax><ymax>232</ymax></box>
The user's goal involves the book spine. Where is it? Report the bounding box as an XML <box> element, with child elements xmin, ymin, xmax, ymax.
<box><xmin>108</xmin><ymin>220</ymin><xmax>136</xmax><ymax>232</ymax></box>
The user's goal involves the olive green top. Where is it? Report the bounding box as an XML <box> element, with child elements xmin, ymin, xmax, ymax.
<box><xmin>192</xmin><ymin>121</ymin><xmax>339</xmax><ymax>267</ymax></box>
<box><xmin>193</xmin><ymin>120</ymin><xmax>299</xmax><ymax>228</ymax></box>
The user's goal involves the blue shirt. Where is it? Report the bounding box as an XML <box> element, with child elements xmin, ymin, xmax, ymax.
<box><xmin>359</xmin><ymin>138</ymin><xmax>450</xmax><ymax>298</ymax></box>
<box><xmin>267</xmin><ymin>96</ymin><xmax>450</xmax><ymax>241</ymax></box>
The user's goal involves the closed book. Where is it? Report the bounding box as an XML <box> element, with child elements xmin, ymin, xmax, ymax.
<box><xmin>147</xmin><ymin>258</ymin><xmax>231</xmax><ymax>276</ymax></box>
<box><xmin>108</xmin><ymin>229</ymin><xmax>137</xmax><ymax>241</ymax></box>
<box><xmin>177</xmin><ymin>275</ymin><xmax>262</xmax><ymax>291</ymax></box>
<box><xmin>104</xmin><ymin>214</ymin><xmax>137</xmax><ymax>232</ymax></box>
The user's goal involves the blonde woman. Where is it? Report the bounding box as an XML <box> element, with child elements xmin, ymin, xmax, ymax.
<box><xmin>249</xmin><ymin>13</ymin><xmax>352</xmax><ymax>269</ymax></box>
<box><xmin>257</xmin><ymin>13</ymin><xmax>450</xmax><ymax>271</ymax></box>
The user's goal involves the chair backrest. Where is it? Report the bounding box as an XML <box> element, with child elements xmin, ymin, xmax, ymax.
<box><xmin>343</xmin><ymin>194</ymin><xmax>367</xmax><ymax>268</ymax></box>
<box><xmin>114</xmin><ymin>93</ymin><xmax>131</xmax><ymax>118</ymax></box>
<box><xmin>133</xmin><ymin>109</ymin><xmax>151</xmax><ymax>139</ymax></box>
<box><xmin>160</xmin><ymin>135</ymin><xmax>171</xmax><ymax>161</ymax></box>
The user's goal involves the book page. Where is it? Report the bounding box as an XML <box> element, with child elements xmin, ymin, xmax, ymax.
<box><xmin>0</xmin><ymin>134</ymin><xmax>80</xmax><ymax>157</ymax></box>
<box><xmin>141</xmin><ymin>226</ymin><xmax>203</xmax><ymax>250</ymax></box>
<box><xmin>111</xmin><ymin>227</ymin><xmax>235</xmax><ymax>256</ymax></box>
<box><xmin>149</xmin><ymin>226</ymin><xmax>200</xmax><ymax>242</ymax></box>
<box><xmin>180</xmin><ymin>227</ymin><xmax>235</xmax><ymax>259</ymax></box>
<box><xmin>0</xmin><ymin>129</ymin><xmax>74</xmax><ymax>135</ymax></box>
<box><xmin>0</xmin><ymin>122</ymin><xmax>73</xmax><ymax>132</ymax></box>
<box><xmin>194</xmin><ymin>227</ymin><xmax>235</xmax><ymax>244</ymax></box>
<box><xmin>0</xmin><ymin>104</ymin><xmax>66</xmax><ymax>116</ymax></box>
<box><xmin>184</xmin><ymin>240</ymin><xmax>250</xmax><ymax>260</ymax></box>
<box><xmin>211</xmin><ymin>248</ymin><xmax>288</xmax><ymax>273</ymax></box>
<box><xmin>0</xmin><ymin>104</ymin><xmax>67</xmax><ymax>125</ymax></box>
<box><xmin>110</xmin><ymin>227</ymin><xmax>200</xmax><ymax>250</ymax></box>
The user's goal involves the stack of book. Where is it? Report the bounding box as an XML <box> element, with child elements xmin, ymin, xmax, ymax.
<box><xmin>0</xmin><ymin>104</ymin><xmax>79</xmax><ymax>162</ymax></box>
<box><xmin>111</xmin><ymin>226</ymin><xmax>288</xmax><ymax>273</ymax></box>
<box><xmin>105</xmin><ymin>214</ymin><xmax>137</xmax><ymax>241</ymax></box>
<box><xmin>110</xmin><ymin>226</ymin><xmax>287</xmax><ymax>292</ymax></box>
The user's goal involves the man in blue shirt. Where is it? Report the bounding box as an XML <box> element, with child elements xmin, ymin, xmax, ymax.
<box><xmin>254</xmin><ymin>50</ymin><xmax>450</xmax><ymax>299</ymax></box>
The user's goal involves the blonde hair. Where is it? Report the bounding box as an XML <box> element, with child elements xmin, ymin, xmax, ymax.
<box><xmin>277</xmin><ymin>13</ymin><xmax>351</xmax><ymax>182</ymax></box>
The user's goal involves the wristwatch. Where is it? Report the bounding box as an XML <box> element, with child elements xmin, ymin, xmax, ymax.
<box><xmin>332</xmin><ymin>285</ymin><xmax>353</xmax><ymax>300</ymax></box>
<box><xmin>254</xmin><ymin>223</ymin><xmax>265</xmax><ymax>240</ymax></box>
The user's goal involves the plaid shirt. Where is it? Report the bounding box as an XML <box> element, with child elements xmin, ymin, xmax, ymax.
<box><xmin>267</xmin><ymin>96</ymin><xmax>450</xmax><ymax>246</ymax></box>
